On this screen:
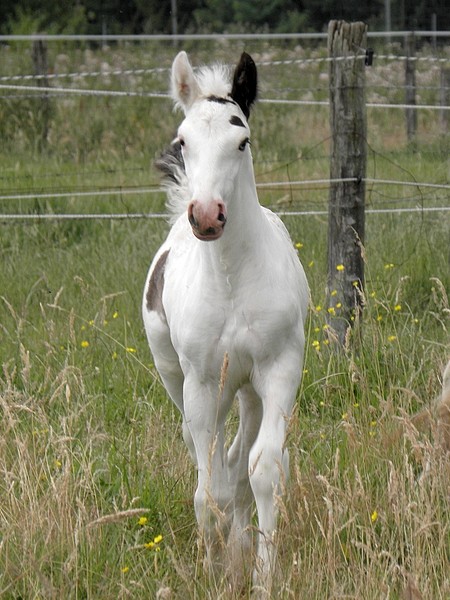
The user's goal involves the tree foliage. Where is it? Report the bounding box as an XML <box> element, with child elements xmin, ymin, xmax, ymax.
<box><xmin>1</xmin><ymin>0</ymin><xmax>449</xmax><ymax>36</ymax></box>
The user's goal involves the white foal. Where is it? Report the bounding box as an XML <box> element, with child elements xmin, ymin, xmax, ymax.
<box><xmin>143</xmin><ymin>51</ymin><xmax>309</xmax><ymax>588</ymax></box>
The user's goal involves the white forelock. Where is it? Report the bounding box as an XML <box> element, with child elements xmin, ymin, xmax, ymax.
<box><xmin>195</xmin><ymin>63</ymin><xmax>232</xmax><ymax>99</ymax></box>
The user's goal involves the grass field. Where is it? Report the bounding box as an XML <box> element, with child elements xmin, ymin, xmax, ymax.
<box><xmin>0</xmin><ymin>39</ymin><xmax>449</xmax><ymax>598</ymax></box>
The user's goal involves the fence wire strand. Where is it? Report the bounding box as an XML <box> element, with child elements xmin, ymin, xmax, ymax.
<box><xmin>1</xmin><ymin>206</ymin><xmax>449</xmax><ymax>222</ymax></box>
<box><xmin>1</xmin><ymin>83</ymin><xmax>449</xmax><ymax>111</ymax></box>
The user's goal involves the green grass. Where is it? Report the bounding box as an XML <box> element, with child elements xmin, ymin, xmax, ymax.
<box><xmin>0</xmin><ymin>40</ymin><xmax>449</xmax><ymax>598</ymax></box>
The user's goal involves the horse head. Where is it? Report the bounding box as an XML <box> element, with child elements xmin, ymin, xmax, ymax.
<box><xmin>170</xmin><ymin>51</ymin><xmax>257</xmax><ymax>241</ymax></box>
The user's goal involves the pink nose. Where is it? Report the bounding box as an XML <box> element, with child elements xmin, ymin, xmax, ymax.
<box><xmin>187</xmin><ymin>200</ymin><xmax>227</xmax><ymax>241</ymax></box>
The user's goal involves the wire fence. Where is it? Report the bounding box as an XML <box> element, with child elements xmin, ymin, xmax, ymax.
<box><xmin>1</xmin><ymin>81</ymin><xmax>449</xmax><ymax>112</ymax></box>
<box><xmin>0</xmin><ymin>33</ymin><xmax>449</xmax><ymax>223</ymax></box>
<box><xmin>2</xmin><ymin>177</ymin><xmax>449</xmax><ymax>202</ymax></box>
<box><xmin>1</xmin><ymin>52</ymin><xmax>450</xmax><ymax>83</ymax></box>
<box><xmin>1</xmin><ymin>31</ymin><xmax>449</xmax><ymax>41</ymax></box>
<box><xmin>1</xmin><ymin>176</ymin><xmax>448</xmax><ymax>221</ymax></box>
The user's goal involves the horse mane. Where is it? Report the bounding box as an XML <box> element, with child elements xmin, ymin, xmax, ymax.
<box><xmin>156</xmin><ymin>63</ymin><xmax>232</xmax><ymax>222</ymax></box>
<box><xmin>155</xmin><ymin>139</ymin><xmax>190</xmax><ymax>223</ymax></box>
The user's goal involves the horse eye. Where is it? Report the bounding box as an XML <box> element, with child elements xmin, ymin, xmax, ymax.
<box><xmin>178</xmin><ymin>138</ymin><xmax>185</xmax><ymax>148</ymax></box>
<box><xmin>238</xmin><ymin>138</ymin><xmax>249</xmax><ymax>152</ymax></box>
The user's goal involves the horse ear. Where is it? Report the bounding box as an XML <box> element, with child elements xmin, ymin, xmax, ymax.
<box><xmin>230</xmin><ymin>52</ymin><xmax>257</xmax><ymax>120</ymax></box>
<box><xmin>171</xmin><ymin>51</ymin><xmax>200</xmax><ymax>113</ymax></box>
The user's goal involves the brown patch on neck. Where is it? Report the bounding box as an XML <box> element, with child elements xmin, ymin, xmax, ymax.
<box><xmin>146</xmin><ymin>249</ymin><xmax>170</xmax><ymax>319</ymax></box>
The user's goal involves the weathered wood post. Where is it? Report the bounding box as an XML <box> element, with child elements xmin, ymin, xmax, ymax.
<box><xmin>327</xmin><ymin>20</ymin><xmax>367</xmax><ymax>347</ymax></box>
<box><xmin>32</xmin><ymin>37</ymin><xmax>50</xmax><ymax>151</ymax></box>
<box><xmin>405</xmin><ymin>33</ymin><xmax>417</xmax><ymax>145</ymax></box>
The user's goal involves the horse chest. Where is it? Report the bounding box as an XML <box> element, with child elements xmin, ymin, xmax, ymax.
<box><xmin>167</xmin><ymin>273</ymin><xmax>293</xmax><ymax>379</ymax></box>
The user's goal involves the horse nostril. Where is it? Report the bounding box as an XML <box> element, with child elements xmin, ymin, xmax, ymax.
<box><xmin>188</xmin><ymin>202</ymin><xmax>199</xmax><ymax>228</ymax></box>
<box><xmin>217</xmin><ymin>202</ymin><xmax>227</xmax><ymax>224</ymax></box>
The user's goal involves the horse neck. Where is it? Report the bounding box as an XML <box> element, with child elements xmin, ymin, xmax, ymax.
<box><xmin>203</xmin><ymin>156</ymin><xmax>269</xmax><ymax>275</ymax></box>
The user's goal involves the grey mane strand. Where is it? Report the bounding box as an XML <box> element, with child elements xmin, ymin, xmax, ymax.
<box><xmin>155</xmin><ymin>140</ymin><xmax>190</xmax><ymax>222</ymax></box>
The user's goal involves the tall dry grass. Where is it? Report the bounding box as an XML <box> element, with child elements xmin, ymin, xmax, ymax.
<box><xmin>1</xmin><ymin>273</ymin><xmax>448</xmax><ymax>598</ymax></box>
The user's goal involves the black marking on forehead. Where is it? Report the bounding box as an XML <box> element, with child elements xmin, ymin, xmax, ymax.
<box><xmin>229</xmin><ymin>115</ymin><xmax>246</xmax><ymax>128</ymax></box>
<box><xmin>207</xmin><ymin>94</ymin><xmax>237</xmax><ymax>107</ymax></box>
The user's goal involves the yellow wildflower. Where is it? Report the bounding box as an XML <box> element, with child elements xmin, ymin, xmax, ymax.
<box><xmin>336</xmin><ymin>264</ymin><xmax>345</xmax><ymax>271</ymax></box>
<box><xmin>138</xmin><ymin>517</ymin><xmax>148</xmax><ymax>526</ymax></box>
<box><xmin>394</xmin><ymin>304</ymin><xmax>401</xmax><ymax>311</ymax></box>
<box><xmin>370</xmin><ymin>510</ymin><xmax>378</xmax><ymax>523</ymax></box>
<box><xmin>145</xmin><ymin>534</ymin><xmax>163</xmax><ymax>550</ymax></box>
<box><xmin>81</xmin><ymin>340</ymin><xmax>90</xmax><ymax>348</ymax></box>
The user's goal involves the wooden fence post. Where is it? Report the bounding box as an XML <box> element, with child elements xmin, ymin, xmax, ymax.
<box><xmin>405</xmin><ymin>33</ymin><xmax>417</xmax><ymax>145</ymax></box>
<box><xmin>327</xmin><ymin>20</ymin><xmax>367</xmax><ymax>347</ymax></box>
<box><xmin>32</xmin><ymin>37</ymin><xmax>50</xmax><ymax>151</ymax></box>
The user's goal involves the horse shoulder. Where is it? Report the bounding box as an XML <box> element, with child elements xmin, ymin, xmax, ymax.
<box><xmin>262</xmin><ymin>208</ymin><xmax>309</xmax><ymax>310</ymax></box>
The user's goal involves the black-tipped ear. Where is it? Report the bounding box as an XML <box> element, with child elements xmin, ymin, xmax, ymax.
<box><xmin>230</xmin><ymin>52</ymin><xmax>257</xmax><ymax>120</ymax></box>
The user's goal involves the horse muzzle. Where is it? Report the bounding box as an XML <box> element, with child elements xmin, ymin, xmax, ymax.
<box><xmin>187</xmin><ymin>200</ymin><xmax>227</xmax><ymax>241</ymax></box>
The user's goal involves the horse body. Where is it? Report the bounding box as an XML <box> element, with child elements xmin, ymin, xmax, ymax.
<box><xmin>143</xmin><ymin>51</ymin><xmax>309</xmax><ymax>585</ymax></box>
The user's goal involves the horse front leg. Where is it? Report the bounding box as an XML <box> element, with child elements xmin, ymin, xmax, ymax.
<box><xmin>183</xmin><ymin>375</ymin><xmax>233</xmax><ymax>575</ymax></box>
<box><xmin>226</xmin><ymin>385</ymin><xmax>262</xmax><ymax>588</ymax></box>
<box><xmin>249</xmin><ymin>356</ymin><xmax>303</xmax><ymax>592</ymax></box>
